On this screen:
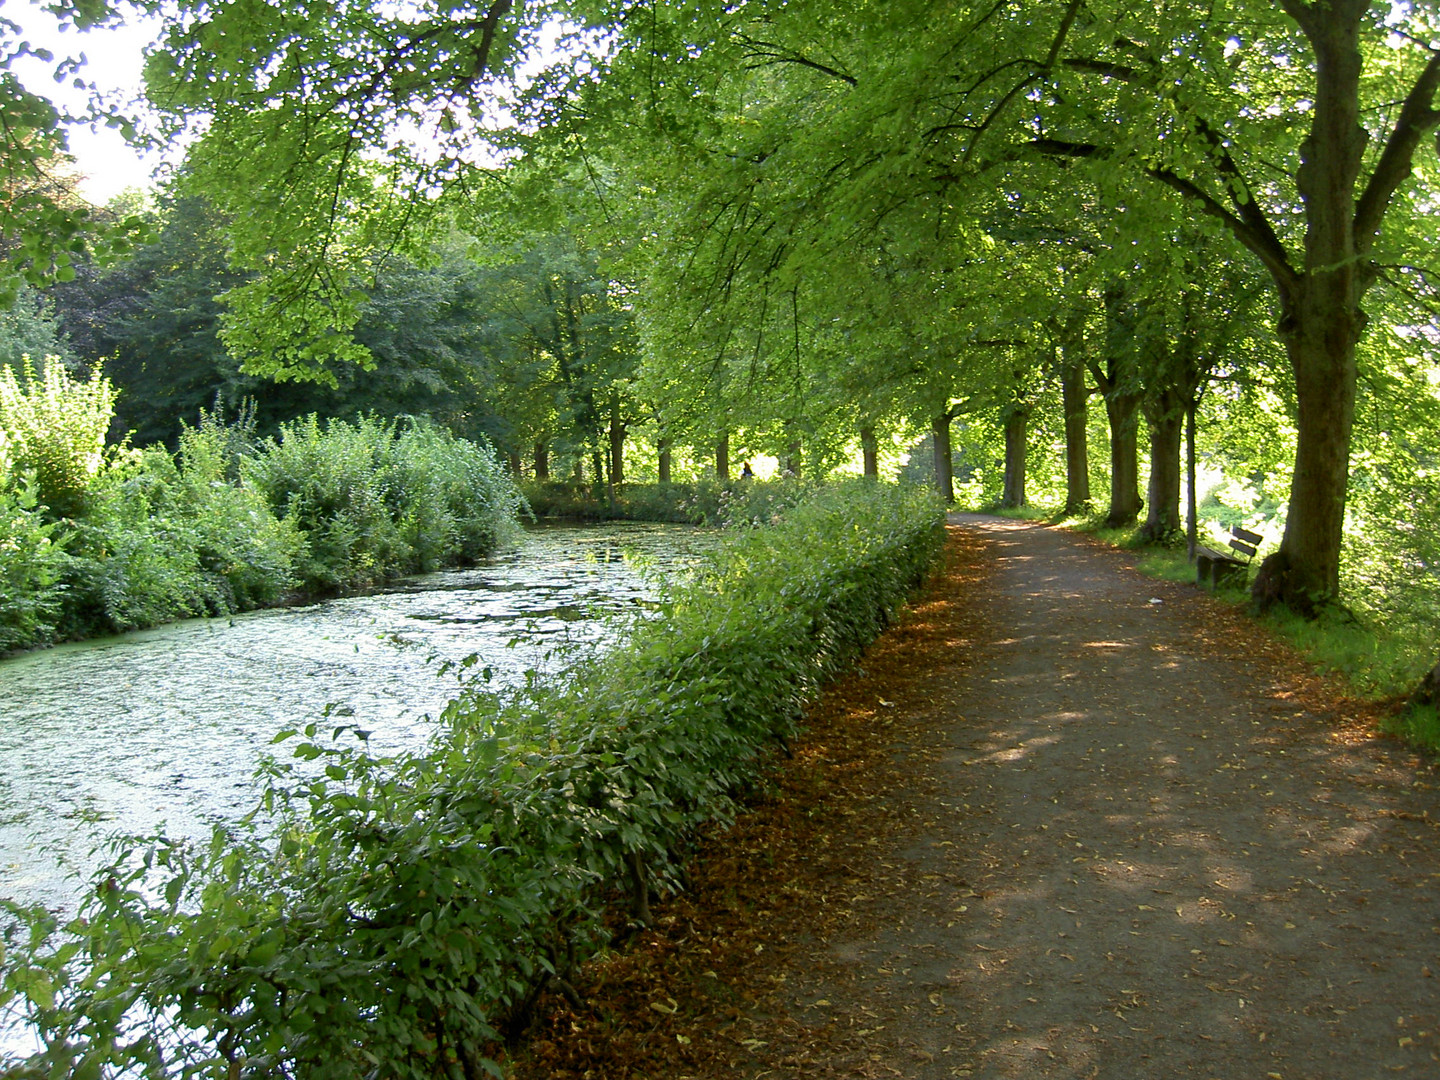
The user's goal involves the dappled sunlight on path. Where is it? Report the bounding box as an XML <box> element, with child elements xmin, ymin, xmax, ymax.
<box><xmin>835</xmin><ymin>513</ymin><xmax>1440</xmax><ymax>1079</ymax></box>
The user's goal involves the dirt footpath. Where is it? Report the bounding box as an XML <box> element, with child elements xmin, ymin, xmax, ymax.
<box><xmin>515</xmin><ymin>516</ymin><xmax>1440</xmax><ymax>1080</ymax></box>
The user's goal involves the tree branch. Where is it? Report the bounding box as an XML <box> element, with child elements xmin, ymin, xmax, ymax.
<box><xmin>735</xmin><ymin>35</ymin><xmax>857</xmax><ymax>86</ymax></box>
<box><xmin>1354</xmin><ymin>49</ymin><xmax>1440</xmax><ymax>255</ymax></box>
<box><xmin>960</xmin><ymin>0</ymin><xmax>1084</xmax><ymax>163</ymax></box>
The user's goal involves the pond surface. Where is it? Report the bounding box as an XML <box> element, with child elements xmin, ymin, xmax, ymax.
<box><xmin>0</xmin><ymin>522</ymin><xmax>713</xmax><ymax>913</ymax></box>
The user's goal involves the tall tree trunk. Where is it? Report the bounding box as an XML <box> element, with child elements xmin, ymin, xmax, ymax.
<box><xmin>1139</xmin><ymin>387</ymin><xmax>1183</xmax><ymax>542</ymax></box>
<box><xmin>1102</xmin><ymin>390</ymin><xmax>1143</xmax><ymax>528</ymax></box>
<box><xmin>533</xmin><ymin>440</ymin><xmax>550</xmax><ymax>481</ymax></box>
<box><xmin>932</xmin><ymin>412</ymin><xmax>955</xmax><ymax>505</ymax></box>
<box><xmin>1060</xmin><ymin>350</ymin><xmax>1091</xmax><ymax>515</ymax></box>
<box><xmin>1093</xmin><ymin>285</ymin><xmax>1142</xmax><ymax>528</ymax></box>
<box><xmin>1000</xmin><ymin>405</ymin><xmax>1029</xmax><ymax>509</ymax></box>
<box><xmin>1254</xmin><ymin>12</ymin><xmax>1369</xmax><ymax>609</ymax></box>
<box><xmin>784</xmin><ymin>439</ymin><xmax>802</xmax><ymax>479</ymax></box>
<box><xmin>607</xmin><ymin>397</ymin><xmax>625</xmax><ymax>487</ymax></box>
<box><xmin>716</xmin><ymin>433</ymin><xmax>730</xmax><ymax>481</ymax></box>
<box><xmin>591</xmin><ymin>449</ymin><xmax>604</xmax><ymax>489</ymax></box>
<box><xmin>657</xmin><ymin>437</ymin><xmax>672</xmax><ymax>484</ymax></box>
<box><xmin>1268</xmin><ymin>288</ymin><xmax>1360</xmax><ymax>606</ymax></box>
<box><xmin>1186</xmin><ymin>396</ymin><xmax>1199</xmax><ymax>561</ymax></box>
<box><xmin>861</xmin><ymin>425</ymin><xmax>879</xmax><ymax>479</ymax></box>
<box><xmin>507</xmin><ymin>449</ymin><xmax>522</xmax><ymax>479</ymax></box>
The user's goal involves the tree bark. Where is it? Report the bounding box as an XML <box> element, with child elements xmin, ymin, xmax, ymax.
<box><xmin>784</xmin><ymin>439</ymin><xmax>802</xmax><ymax>479</ymax></box>
<box><xmin>1185</xmin><ymin>396</ymin><xmax>1199</xmax><ymax>561</ymax></box>
<box><xmin>1000</xmin><ymin>405</ymin><xmax>1029</xmax><ymax>509</ymax></box>
<box><xmin>1060</xmin><ymin>351</ymin><xmax>1091</xmax><ymax>515</ymax></box>
<box><xmin>1256</xmin><ymin>9</ymin><xmax>1368</xmax><ymax>606</ymax></box>
<box><xmin>716</xmin><ymin>432</ymin><xmax>730</xmax><ymax>481</ymax></box>
<box><xmin>932</xmin><ymin>411</ymin><xmax>955</xmax><ymax>504</ymax></box>
<box><xmin>533</xmin><ymin>439</ymin><xmax>549</xmax><ymax>481</ymax></box>
<box><xmin>1268</xmin><ymin>282</ymin><xmax>1360</xmax><ymax>604</ymax></box>
<box><xmin>607</xmin><ymin>396</ymin><xmax>625</xmax><ymax>487</ymax></box>
<box><xmin>861</xmin><ymin>425</ymin><xmax>879</xmax><ymax>479</ymax></box>
<box><xmin>657</xmin><ymin>437</ymin><xmax>672</xmax><ymax>484</ymax></box>
<box><xmin>1102</xmin><ymin>389</ymin><xmax>1142</xmax><ymax>527</ymax></box>
<box><xmin>1139</xmin><ymin>386</ymin><xmax>1184</xmax><ymax>542</ymax></box>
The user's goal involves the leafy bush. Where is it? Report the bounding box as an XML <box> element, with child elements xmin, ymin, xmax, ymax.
<box><xmin>51</xmin><ymin>427</ymin><xmax>305</xmax><ymax>636</ymax></box>
<box><xmin>245</xmin><ymin>415</ymin><xmax>525</xmax><ymax>591</ymax></box>
<box><xmin>0</xmin><ymin>481</ymin><xmax>944</xmax><ymax>1079</ymax></box>
<box><xmin>0</xmin><ymin>359</ymin><xmax>114</xmax><ymax>521</ymax></box>
<box><xmin>0</xmin><ymin>385</ymin><xmax>524</xmax><ymax>648</ymax></box>
<box><xmin>518</xmin><ymin>477</ymin><xmax>816</xmax><ymax>526</ymax></box>
<box><xmin>0</xmin><ymin>484</ymin><xmax>68</xmax><ymax>651</ymax></box>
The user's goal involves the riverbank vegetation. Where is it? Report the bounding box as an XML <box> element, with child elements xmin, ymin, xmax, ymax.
<box><xmin>0</xmin><ymin>362</ymin><xmax>525</xmax><ymax>653</ymax></box>
<box><xmin>0</xmin><ymin>481</ymin><xmax>943</xmax><ymax>1079</ymax></box>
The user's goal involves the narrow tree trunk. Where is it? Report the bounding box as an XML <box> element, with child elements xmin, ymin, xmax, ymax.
<box><xmin>716</xmin><ymin>433</ymin><xmax>730</xmax><ymax>481</ymax></box>
<box><xmin>533</xmin><ymin>440</ymin><xmax>550</xmax><ymax>481</ymax></box>
<box><xmin>507</xmin><ymin>449</ymin><xmax>522</xmax><ymax>479</ymax></box>
<box><xmin>608</xmin><ymin>400</ymin><xmax>625</xmax><ymax>488</ymax></box>
<box><xmin>657</xmin><ymin>437</ymin><xmax>672</xmax><ymax>484</ymax></box>
<box><xmin>1185</xmin><ymin>396</ymin><xmax>1198</xmax><ymax>561</ymax></box>
<box><xmin>1103</xmin><ymin>391</ymin><xmax>1143</xmax><ymax>528</ymax></box>
<box><xmin>1060</xmin><ymin>355</ymin><xmax>1091</xmax><ymax>515</ymax></box>
<box><xmin>1139</xmin><ymin>392</ymin><xmax>1183</xmax><ymax>542</ymax></box>
<box><xmin>1000</xmin><ymin>405</ymin><xmax>1029</xmax><ymax>509</ymax></box>
<box><xmin>784</xmin><ymin>439</ymin><xmax>802</xmax><ymax>479</ymax></box>
<box><xmin>861</xmin><ymin>425</ymin><xmax>879</xmax><ymax>479</ymax></box>
<box><xmin>591</xmin><ymin>449</ymin><xmax>605</xmax><ymax>490</ymax></box>
<box><xmin>932</xmin><ymin>412</ymin><xmax>955</xmax><ymax>505</ymax></box>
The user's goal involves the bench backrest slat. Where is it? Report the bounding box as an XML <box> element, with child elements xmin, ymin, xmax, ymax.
<box><xmin>1229</xmin><ymin>536</ymin><xmax>1258</xmax><ymax>559</ymax></box>
<box><xmin>1231</xmin><ymin>525</ymin><xmax>1263</xmax><ymax>546</ymax></box>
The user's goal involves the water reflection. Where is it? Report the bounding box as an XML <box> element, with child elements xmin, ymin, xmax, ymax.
<box><xmin>0</xmin><ymin>522</ymin><xmax>713</xmax><ymax>912</ymax></box>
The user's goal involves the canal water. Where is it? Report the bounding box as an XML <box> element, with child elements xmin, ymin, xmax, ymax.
<box><xmin>0</xmin><ymin>522</ymin><xmax>714</xmax><ymax>914</ymax></box>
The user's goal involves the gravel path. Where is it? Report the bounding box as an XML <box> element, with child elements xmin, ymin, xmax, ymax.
<box><xmin>819</xmin><ymin>513</ymin><xmax>1440</xmax><ymax>1078</ymax></box>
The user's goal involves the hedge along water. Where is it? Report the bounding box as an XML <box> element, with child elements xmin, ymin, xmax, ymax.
<box><xmin>0</xmin><ymin>482</ymin><xmax>945</xmax><ymax>1080</ymax></box>
<box><xmin>0</xmin><ymin>523</ymin><xmax>716</xmax><ymax>917</ymax></box>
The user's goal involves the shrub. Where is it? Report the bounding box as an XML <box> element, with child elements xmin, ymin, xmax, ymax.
<box><xmin>0</xmin><ymin>359</ymin><xmax>114</xmax><ymax>521</ymax></box>
<box><xmin>0</xmin><ymin>481</ymin><xmax>944</xmax><ymax>1079</ymax></box>
<box><xmin>518</xmin><ymin>477</ymin><xmax>816</xmax><ymax>527</ymax></box>
<box><xmin>244</xmin><ymin>415</ymin><xmax>524</xmax><ymax>592</ymax></box>
<box><xmin>0</xmin><ymin>484</ymin><xmax>68</xmax><ymax>652</ymax></box>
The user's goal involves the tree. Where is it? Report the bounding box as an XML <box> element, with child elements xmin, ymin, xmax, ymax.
<box><xmin>0</xmin><ymin>4</ymin><xmax>144</xmax><ymax>305</ymax></box>
<box><xmin>1001</xmin><ymin>0</ymin><xmax>1440</xmax><ymax>610</ymax></box>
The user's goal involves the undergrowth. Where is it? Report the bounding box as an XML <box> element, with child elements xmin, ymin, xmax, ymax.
<box><xmin>0</xmin><ymin>364</ymin><xmax>526</xmax><ymax>650</ymax></box>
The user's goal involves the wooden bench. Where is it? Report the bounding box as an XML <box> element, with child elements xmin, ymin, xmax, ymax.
<box><xmin>1195</xmin><ymin>525</ymin><xmax>1263</xmax><ymax>588</ymax></box>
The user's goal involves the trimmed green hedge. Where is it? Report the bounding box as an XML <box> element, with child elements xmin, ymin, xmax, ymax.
<box><xmin>0</xmin><ymin>481</ymin><xmax>944</xmax><ymax>1080</ymax></box>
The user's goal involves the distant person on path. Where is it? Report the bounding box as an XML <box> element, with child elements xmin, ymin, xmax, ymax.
<box><xmin>740</xmin><ymin>461</ymin><xmax>754</xmax><ymax>479</ymax></box>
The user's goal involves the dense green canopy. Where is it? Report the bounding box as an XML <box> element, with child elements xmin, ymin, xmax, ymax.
<box><xmin>9</xmin><ymin>0</ymin><xmax>1440</xmax><ymax>620</ymax></box>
